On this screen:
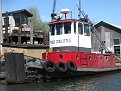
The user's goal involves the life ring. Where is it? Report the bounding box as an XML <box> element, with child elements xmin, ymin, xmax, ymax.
<box><xmin>67</xmin><ymin>61</ymin><xmax>77</xmax><ymax>71</ymax></box>
<box><xmin>43</xmin><ymin>61</ymin><xmax>56</xmax><ymax>73</ymax></box>
<box><xmin>56</xmin><ymin>62</ymin><xmax>67</xmax><ymax>72</ymax></box>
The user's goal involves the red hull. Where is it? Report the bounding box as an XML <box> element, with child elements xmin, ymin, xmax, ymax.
<box><xmin>42</xmin><ymin>51</ymin><xmax>116</xmax><ymax>71</ymax></box>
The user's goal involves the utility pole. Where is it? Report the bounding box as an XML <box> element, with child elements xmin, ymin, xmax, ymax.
<box><xmin>30</xmin><ymin>20</ymin><xmax>33</xmax><ymax>44</ymax></box>
<box><xmin>0</xmin><ymin>0</ymin><xmax>3</xmax><ymax>56</ymax></box>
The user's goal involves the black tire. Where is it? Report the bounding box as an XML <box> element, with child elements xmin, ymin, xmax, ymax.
<box><xmin>67</xmin><ymin>61</ymin><xmax>77</xmax><ymax>71</ymax></box>
<box><xmin>43</xmin><ymin>61</ymin><xmax>56</xmax><ymax>73</ymax></box>
<box><xmin>56</xmin><ymin>62</ymin><xmax>67</xmax><ymax>72</ymax></box>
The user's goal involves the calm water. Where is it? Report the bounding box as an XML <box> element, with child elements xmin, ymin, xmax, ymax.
<box><xmin>1</xmin><ymin>72</ymin><xmax>121</xmax><ymax>91</ymax></box>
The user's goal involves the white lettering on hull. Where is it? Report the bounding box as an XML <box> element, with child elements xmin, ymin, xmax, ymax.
<box><xmin>50</xmin><ymin>39</ymin><xmax>71</xmax><ymax>44</ymax></box>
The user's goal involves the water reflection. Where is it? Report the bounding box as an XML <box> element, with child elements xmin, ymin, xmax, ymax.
<box><xmin>1</xmin><ymin>72</ymin><xmax>121</xmax><ymax>91</ymax></box>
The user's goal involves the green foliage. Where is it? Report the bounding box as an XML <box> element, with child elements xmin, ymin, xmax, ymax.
<box><xmin>27</xmin><ymin>7</ymin><xmax>49</xmax><ymax>35</ymax></box>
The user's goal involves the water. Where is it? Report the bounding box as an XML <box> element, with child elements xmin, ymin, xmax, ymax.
<box><xmin>1</xmin><ymin>72</ymin><xmax>121</xmax><ymax>91</ymax></box>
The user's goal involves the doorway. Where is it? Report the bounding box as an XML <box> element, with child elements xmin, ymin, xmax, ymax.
<box><xmin>114</xmin><ymin>46</ymin><xmax>120</xmax><ymax>59</ymax></box>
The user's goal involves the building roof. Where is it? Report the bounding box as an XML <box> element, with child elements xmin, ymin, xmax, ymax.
<box><xmin>95</xmin><ymin>21</ymin><xmax>121</xmax><ymax>33</ymax></box>
<box><xmin>2</xmin><ymin>9</ymin><xmax>33</xmax><ymax>17</ymax></box>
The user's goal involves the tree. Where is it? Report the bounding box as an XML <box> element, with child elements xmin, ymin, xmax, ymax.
<box><xmin>27</xmin><ymin>7</ymin><xmax>49</xmax><ymax>34</ymax></box>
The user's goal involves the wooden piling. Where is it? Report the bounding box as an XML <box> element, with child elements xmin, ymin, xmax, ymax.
<box><xmin>5</xmin><ymin>52</ymin><xmax>25</xmax><ymax>84</ymax></box>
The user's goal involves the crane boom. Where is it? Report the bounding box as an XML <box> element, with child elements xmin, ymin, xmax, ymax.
<box><xmin>51</xmin><ymin>0</ymin><xmax>57</xmax><ymax>21</ymax></box>
<box><xmin>52</xmin><ymin>0</ymin><xmax>56</xmax><ymax>14</ymax></box>
<box><xmin>77</xmin><ymin>4</ymin><xmax>121</xmax><ymax>62</ymax></box>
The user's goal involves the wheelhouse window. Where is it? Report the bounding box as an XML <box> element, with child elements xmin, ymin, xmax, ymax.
<box><xmin>74</xmin><ymin>22</ymin><xmax>76</xmax><ymax>33</ymax></box>
<box><xmin>84</xmin><ymin>24</ymin><xmax>90</xmax><ymax>36</ymax></box>
<box><xmin>56</xmin><ymin>23</ymin><xmax>63</xmax><ymax>35</ymax></box>
<box><xmin>78</xmin><ymin>23</ymin><xmax>83</xmax><ymax>34</ymax></box>
<box><xmin>64</xmin><ymin>22</ymin><xmax>71</xmax><ymax>34</ymax></box>
<box><xmin>50</xmin><ymin>24</ymin><xmax>55</xmax><ymax>35</ymax></box>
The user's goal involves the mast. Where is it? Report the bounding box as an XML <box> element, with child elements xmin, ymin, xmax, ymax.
<box><xmin>78</xmin><ymin>0</ymin><xmax>81</xmax><ymax>51</ymax></box>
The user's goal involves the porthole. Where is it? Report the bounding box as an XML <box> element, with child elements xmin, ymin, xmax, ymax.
<box><xmin>89</xmin><ymin>56</ymin><xmax>92</xmax><ymax>60</ymax></box>
<box><xmin>106</xmin><ymin>56</ymin><xmax>109</xmax><ymax>60</ymax></box>
<box><xmin>99</xmin><ymin>56</ymin><xmax>102</xmax><ymax>60</ymax></box>
<box><xmin>76</xmin><ymin>55</ymin><xmax>79</xmax><ymax>60</ymax></box>
<box><xmin>59</xmin><ymin>54</ymin><xmax>63</xmax><ymax>59</ymax></box>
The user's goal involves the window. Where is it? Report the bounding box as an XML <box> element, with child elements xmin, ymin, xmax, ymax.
<box><xmin>74</xmin><ymin>22</ymin><xmax>76</xmax><ymax>33</ymax></box>
<box><xmin>78</xmin><ymin>23</ymin><xmax>83</xmax><ymax>34</ymax></box>
<box><xmin>114</xmin><ymin>39</ymin><xmax>120</xmax><ymax>45</ymax></box>
<box><xmin>50</xmin><ymin>25</ymin><xmax>55</xmax><ymax>35</ymax></box>
<box><xmin>4</xmin><ymin>17</ymin><xmax>9</xmax><ymax>26</ymax></box>
<box><xmin>84</xmin><ymin>24</ymin><xmax>90</xmax><ymax>36</ymax></box>
<box><xmin>14</xmin><ymin>17</ymin><xmax>20</xmax><ymax>27</ymax></box>
<box><xmin>56</xmin><ymin>23</ymin><xmax>63</xmax><ymax>35</ymax></box>
<box><xmin>64</xmin><ymin>22</ymin><xmax>71</xmax><ymax>34</ymax></box>
<box><xmin>21</xmin><ymin>16</ymin><xmax>28</xmax><ymax>24</ymax></box>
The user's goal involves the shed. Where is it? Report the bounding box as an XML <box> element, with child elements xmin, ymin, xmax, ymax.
<box><xmin>92</xmin><ymin>21</ymin><xmax>121</xmax><ymax>59</ymax></box>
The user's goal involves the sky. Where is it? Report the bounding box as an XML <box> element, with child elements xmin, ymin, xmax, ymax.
<box><xmin>2</xmin><ymin>0</ymin><xmax>121</xmax><ymax>26</ymax></box>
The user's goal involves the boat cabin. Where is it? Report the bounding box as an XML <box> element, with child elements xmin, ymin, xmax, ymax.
<box><xmin>48</xmin><ymin>19</ymin><xmax>92</xmax><ymax>52</ymax></box>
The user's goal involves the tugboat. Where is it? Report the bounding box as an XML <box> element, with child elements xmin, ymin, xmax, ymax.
<box><xmin>41</xmin><ymin>0</ymin><xmax>121</xmax><ymax>78</ymax></box>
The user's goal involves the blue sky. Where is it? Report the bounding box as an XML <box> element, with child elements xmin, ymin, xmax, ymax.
<box><xmin>2</xmin><ymin>0</ymin><xmax>121</xmax><ymax>26</ymax></box>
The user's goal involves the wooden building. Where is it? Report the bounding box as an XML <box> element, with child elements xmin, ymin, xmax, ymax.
<box><xmin>92</xmin><ymin>21</ymin><xmax>121</xmax><ymax>59</ymax></box>
<box><xmin>2</xmin><ymin>9</ymin><xmax>33</xmax><ymax>34</ymax></box>
<box><xmin>0</xmin><ymin>9</ymin><xmax>49</xmax><ymax>61</ymax></box>
<box><xmin>2</xmin><ymin>9</ymin><xmax>48</xmax><ymax>45</ymax></box>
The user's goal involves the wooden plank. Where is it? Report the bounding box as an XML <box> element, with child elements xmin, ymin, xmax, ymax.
<box><xmin>5</xmin><ymin>53</ymin><xmax>25</xmax><ymax>84</ymax></box>
<box><xmin>5</xmin><ymin>53</ymin><xmax>16</xmax><ymax>83</ymax></box>
<box><xmin>14</xmin><ymin>53</ymin><xmax>25</xmax><ymax>83</ymax></box>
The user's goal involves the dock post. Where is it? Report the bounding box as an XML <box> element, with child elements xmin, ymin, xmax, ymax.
<box><xmin>5</xmin><ymin>53</ymin><xmax>25</xmax><ymax>84</ymax></box>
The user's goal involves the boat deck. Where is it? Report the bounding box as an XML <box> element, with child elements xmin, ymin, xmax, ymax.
<box><xmin>77</xmin><ymin>66</ymin><xmax>121</xmax><ymax>72</ymax></box>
